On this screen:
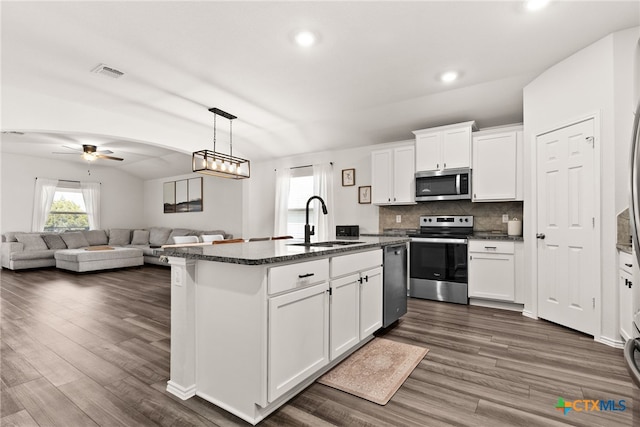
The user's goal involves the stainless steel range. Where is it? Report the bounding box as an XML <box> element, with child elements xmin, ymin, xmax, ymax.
<box><xmin>409</xmin><ymin>215</ymin><xmax>473</xmax><ymax>304</ymax></box>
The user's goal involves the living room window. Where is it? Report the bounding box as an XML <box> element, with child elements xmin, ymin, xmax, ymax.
<box><xmin>45</xmin><ymin>188</ymin><xmax>89</xmax><ymax>232</ymax></box>
<box><xmin>32</xmin><ymin>178</ymin><xmax>101</xmax><ymax>232</ymax></box>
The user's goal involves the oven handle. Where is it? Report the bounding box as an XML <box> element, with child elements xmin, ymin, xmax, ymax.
<box><xmin>411</xmin><ymin>237</ymin><xmax>468</xmax><ymax>244</ymax></box>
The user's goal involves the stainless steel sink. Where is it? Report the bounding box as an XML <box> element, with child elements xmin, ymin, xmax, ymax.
<box><xmin>288</xmin><ymin>240</ymin><xmax>363</xmax><ymax>248</ymax></box>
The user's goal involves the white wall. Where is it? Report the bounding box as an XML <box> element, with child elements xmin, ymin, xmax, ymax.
<box><xmin>242</xmin><ymin>142</ymin><xmax>394</xmax><ymax>239</ymax></box>
<box><xmin>144</xmin><ymin>173</ymin><xmax>243</xmax><ymax>238</ymax></box>
<box><xmin>1</xmin><ymin>152</ymin><xmax>145</xmax><ymax>233</ymax></box>
<box><xmin>523</xmin><ymin>26</ymin><xmax>640</xmax><ymax>344</ymax></box>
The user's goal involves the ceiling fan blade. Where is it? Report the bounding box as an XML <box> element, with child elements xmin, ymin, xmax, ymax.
<box><xmin>95</xmin><ymin>154</ymin><xmax>124</xmax><ymax>161</ymax></box>
<box><xmin>61</xmin><ymin>145</ymin><xmax>82</xmax><ymax>152</ymax></box>
<box><xmin>96</xmin><ymin>149</ymin><xmax>114</xmax><ymax>155</ymax></box>
<box><xmin>52</xmin><ymin>152</ymin><xmax>79</xmax><ymax>155</ymax></box>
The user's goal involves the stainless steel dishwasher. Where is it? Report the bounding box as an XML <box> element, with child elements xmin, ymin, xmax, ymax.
<box><xmin>383</xmin><ymin>243</ymin><xmax>408</xmax><ymax>327</ymax></box>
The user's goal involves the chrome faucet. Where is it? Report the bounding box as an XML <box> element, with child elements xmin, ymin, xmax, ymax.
<box><xmin>304</xmin><ymin>195</ymin><xmax>328</xmax><ymax>245</ymax></box>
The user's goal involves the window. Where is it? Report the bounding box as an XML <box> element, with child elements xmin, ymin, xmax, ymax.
<box><xmin>44</xmin><ymin>188</ymin><xmax>89</xmax><ymax>232</ymax></box>
<box><xmin>287</xmin><ymin>168</ymin><xmax>314</xmax><ymax>239</ymax></box>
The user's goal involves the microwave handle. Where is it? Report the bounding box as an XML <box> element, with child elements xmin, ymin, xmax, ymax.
<box><xmin>456</xmin><ymin>174</ymin><xmax>461</xmax><ymax>195</ymax></box>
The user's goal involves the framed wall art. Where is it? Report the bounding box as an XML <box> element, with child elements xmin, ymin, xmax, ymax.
<box><xmin>163</xmin><ymin>177</ymin><xmax>203</xmax><ymax>213</ymax></box>
<box><xmin>358</xmin><ymin>186</ymin><xmax>371</xmax><ymax>204</ymax></box>
<box><xmin>342</xmin><ymin>168</ymin><xmax>355</xmax><ymax>186</ymax></box>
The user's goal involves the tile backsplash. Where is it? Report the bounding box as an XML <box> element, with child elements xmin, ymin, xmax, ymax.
<box><xmin>379</xmin><ymin>201</ymin><xmax>524</xmax><ymax>233</ymax></box>
<box><xmin>617</xmin><ymin>208</ymin><xmax>631</xmax><ymax>246</ymax></box>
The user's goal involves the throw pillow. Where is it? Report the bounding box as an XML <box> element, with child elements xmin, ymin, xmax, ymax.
<box><xmin>131</xmin><ymin>229</ymin><xmax>150</xmax><ymax>245</ymax></box>
<box><xmin>61</xmin><ymin>232</ymin><xmax>90</xmax><ymax>249</ymax></box>
<box><xmin>167</xmin><ymin>228</ymin><xmax>192</xmax><ymax>244</ymax></box>
<box><xmin>15</xmin><ymin>233</ymin><xmax>48</xmax><ymax>251</ymax></box>
<box><xmin>42</xmin><ymin>234</ymin><xmax>67</xmax><ymax>250</ymax></box>
<box><xmin>149</xmin><ymin>227</ymin><xmax>172</xmax><ymax>246</ymax></box>
<box><xmin>83</xmin><ymin>230</ymin><xmax>109</xmax><ymax>246</ymax></box>
<box><xmin>172</xmin><ymin>235</ymin><xmax>199</xmax><ymax>244</ymax></box>
<box><xmin>108</xmin><ymin>229</ymin><xmax>132</xmax><ymax>246</ymax></box>
<box><xmin>200</xmin><ymin>234</ymin><xmax>224</xmax><ymax>242</ymax></box>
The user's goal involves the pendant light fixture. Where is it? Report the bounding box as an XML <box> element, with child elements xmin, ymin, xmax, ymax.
<box><xmin>192</xmin><ymin>107</ymin><xmax>250</xmax><ymax>179</ymax></box>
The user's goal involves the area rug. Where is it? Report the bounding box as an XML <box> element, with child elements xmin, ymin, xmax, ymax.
<box><xmin>317</xmin><ymin>338</ymin><xmax>429</xmax><ymax>405</ymax></box>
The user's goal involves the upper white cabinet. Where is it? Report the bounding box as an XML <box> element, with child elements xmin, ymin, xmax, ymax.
<box><xmin>414</xmin><ymin>121</ymin><xmax>476</xmax><ymax>172</ymax></box>
<box><xmin>371</xmin><ymin>143</ymin><xmax>416</xmax><ymax>205</ymax></box>
<box><xmin>472</xmin><ymin>125</ymin><xmax>524</xmax><ymax>202</ymax></box>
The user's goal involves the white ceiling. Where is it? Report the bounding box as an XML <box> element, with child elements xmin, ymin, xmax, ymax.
<box><xmin>1</xmin><ymin>1</ymin><xmax>639</xmax><ymax>180</ymax></box>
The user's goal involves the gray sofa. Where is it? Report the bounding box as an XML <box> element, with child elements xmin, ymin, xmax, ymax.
<box><xmin>1</xmin><ymin>227</ymin><xmax>231</xmax><ymax>271</ymax></box>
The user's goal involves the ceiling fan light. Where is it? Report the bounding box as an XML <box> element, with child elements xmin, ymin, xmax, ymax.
<box><xmin>525</xmin><ymin>0</ymin><xmax>550</xmax><ymax>11</ymax></box>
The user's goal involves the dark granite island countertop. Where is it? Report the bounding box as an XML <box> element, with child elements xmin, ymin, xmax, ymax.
<box><xmin>469</xmin><ymin>232</ymin><xmax>524</xmax><ymax>242</ymax></box>
<box><xmin>162</xmin><ymin>235</ymin><xmax>410</xmax><ymax>265</ymax></box>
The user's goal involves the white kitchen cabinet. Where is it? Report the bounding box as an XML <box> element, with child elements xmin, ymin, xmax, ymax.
<box><xmin>330</xmin><ymin>250</ymin><xmax>383</xmax><ymax>360</ymax></box>
<box><xmin>329</xmin><ymin>273</ymin><xmax>360</xmax><ymax>360</ymax></box>
<box><xmin>469</xmin><ymin>240</ymin><xmax>516</xmax><ymax>302</ymax></box>
<box><xmin>371</xmin><ymin>144</ymin><xmax>415</xmax><ymax>205</ymax></box>
<box><xmin>268</xmin><ymin>281</ymin><xmax>329</xmax><ymax>402</ymax></box>
<box><xmin>359</xmin><ymin>266</ymin><xmax>383</xmax><ymax>338</ymax></box>
<box><xmin>414</xmin><ymin>121</ymin><xmax>476</xmax><ymax>172</ymax></box>
<box><xmin>472</xmin><ymin>125</ymin><xmax>523</xmax><ymax>202</ymax></box>
<box><xmin>619</xmin><ymin>251</ymin><xmax>635</xmax><ymax>341</ymax></box>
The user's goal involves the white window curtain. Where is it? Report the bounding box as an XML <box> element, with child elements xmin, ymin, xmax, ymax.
<box><xmin>313</xmin><ymin>163</ymin><xmax>335</xmax><ymax>242</ymax></box>
<box><xmin>273</xmin><ymin>168</ymin><xmax>291</xmax><ymax>237</ymax></box>
<box><xmin>81</xmin><ymin>181</ymin><xmax>101</xmax><ymax>230</ymax></box>
<box><xmin>31</xmin><ymin>178</ymin><xmax>58</xmax><ymax>232</ymax></box>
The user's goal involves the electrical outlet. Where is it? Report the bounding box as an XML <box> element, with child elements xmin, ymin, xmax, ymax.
<box><xmin>502</xmin><ymin>214</ymin><xmax>509</xmax><ymax>223</ymax></box>
<box><xmin>396</xmin><ymin>215</ymin><xmax>402</xmax><ymax>223</ymax></box>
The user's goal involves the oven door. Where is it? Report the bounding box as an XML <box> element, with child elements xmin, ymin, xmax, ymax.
<box><xmin>409</xmin><ymin>237</ymin><xmax>468</xmax><ymax>304</ymax></box>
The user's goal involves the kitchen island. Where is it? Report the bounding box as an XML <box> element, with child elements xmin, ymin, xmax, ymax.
<box><xmin>162</xmin><ymin>236</ymin><xmax>409</xmax><ymax>425</ymax></box>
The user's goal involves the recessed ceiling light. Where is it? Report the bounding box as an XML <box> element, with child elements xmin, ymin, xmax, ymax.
<box><xmin>293</xmin><ymin>30</ymin><xmax>318</xmax><ymax>47</ymax></box>
<box><xmin>525</xmin><ymin>0</ymin><xmax>550</xmax><ymax>11</ymax></box>
<box><xmin>440</xmin><ymin>71</ymin><xmax>459</xmax><ymax>83</ymax></box>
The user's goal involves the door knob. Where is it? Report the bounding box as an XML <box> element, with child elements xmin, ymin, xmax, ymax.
<box><xmin>536</xmin><ymin>233</ymin><xmax>546</xmax><ymax>239</ymax></box>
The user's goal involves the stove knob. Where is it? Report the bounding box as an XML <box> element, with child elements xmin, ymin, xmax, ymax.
<box><xmin>428</xmin><ymin>218</ymin><xmax>432</xmax><ymax>222</ymax></box>
<box><xmin>465</xmin><ymin>218</ymin><xmax>469</xmax><ymax>222</ymax></box>
<box><xmin>459</xmin><ymin>218</ymin><xmax>463</xmax><ymax>222</ymax></box>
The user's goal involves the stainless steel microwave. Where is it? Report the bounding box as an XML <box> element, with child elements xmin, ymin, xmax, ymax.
<box><xmin>415</xmin><ymin>168</ymin><xmax>471</xmax><ymax>201</ymax></box>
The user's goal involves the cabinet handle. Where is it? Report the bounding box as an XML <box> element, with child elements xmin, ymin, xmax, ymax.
<box><xmin>625</xmin><ymin>263</ymin><xmax>633</xmax><ymax>268</ymax></box>
<box><xmin>484</xmin><ymin>246</ymin><xmax>497</xmax><ymax>250</ymax></box>
<box><xmin>444</xmin><ymin>163</ymin><xmax>446</xmax><ymax>168</ymax></box>
<box><xmin>630</xmin><ymin>281</ymin><xmax>633</xmax><ymax>289</ymax></box>
<box><xmin>298</xmin><ymin>273</ymin><xmax>314</xmax><ymax>279</ymax></box>
<box><xmin>436</xmin><ymin>163</ymin><xmax>439</xmax><ymax>169</ymax></box>
<box><xmin>358</xmin><ymin>277</ymin><xmax>363</xmax><ymax>284</ymax></box>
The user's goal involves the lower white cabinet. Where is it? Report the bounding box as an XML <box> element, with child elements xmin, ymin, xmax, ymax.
<box><xmin>468</xmin><ymin>240</ymin><xmax>515</xmax><ymax>302</ymax></box>
<box><xmin>329</xmin><ymin>274</ymin><xmax>360</xmax><ymax>360</ymax></box>
<box><xmin>619</xmin><ymin>251</ymin><xmax>634</xmax><ymax>341</ymax></box>
<box><xmin>268</xmin><ymin>282</ymin><xmax>329</xmax><ymax>402</ymax></box>
<box><xmin>359</xmin><ymin>267</ymin><xmax>383</xmax><ymax>338</ymax></box>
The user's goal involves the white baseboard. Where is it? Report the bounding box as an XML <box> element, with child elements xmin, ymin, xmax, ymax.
<box><xmin>522</xmin><ymin>309</ymin><xmax>537</xmax><ymax>320</ymax></box>
<box><xmin>596</xmin><ymin>335</ymin><xmax>624</xmax><ymax>349</ymax></box>
<box><xmin>166</xmin><ymin>381</ymin><xmax>196</xmax><ymax>400</ymax></box>
<box><xmin>469</xmin><ymin>298</ymin><xmax>524</xmax><ymax>312</ymax></box>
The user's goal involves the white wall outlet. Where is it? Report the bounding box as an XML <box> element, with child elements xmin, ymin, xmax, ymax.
<box><xmin>396</xmin><ymin>215</ymin><xmax>402</xmax><ymax>223</ymax></box>
<box><xmin>502</xmin><ymin>214</ymin><xmax>509</xmax><ymax>223</ymax></box>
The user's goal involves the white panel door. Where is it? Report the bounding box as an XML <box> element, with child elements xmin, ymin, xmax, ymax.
<box><xmin>329</xmin><ymin>274</ymin><xmax>360</xmax><ymax>360</ymax></box>
<box><xmin>415</xmin><ymin>132</ymin><xmax>441</xmax><ymax>171</ymax></box>
<box><xmin>371</xmin><ymin>149</ymin><xmax>392</xmax><ymax>204</ymax></box>
<box><xmin>536</xmin><ymin>119</ymin><xmax>596</xmax><ymax>336</ymax></box>
<box><xmin>442</xmin><ymin>127</ymin><xmax>471</xmax><ymax>169</ymax></box>
<box><xmin>268</xmin><ymin>282</ymin><xmax>329</xmax><ymax>402</ymax></box>
<box><xmin>393</xmin><ymin>145</ymin><xmax>415</xmax><ymax>204</ymax></box>
<box><xmin>359</xmin><ymin>267</ymin><xmax>383</xmax><ymax>338</ymax></box>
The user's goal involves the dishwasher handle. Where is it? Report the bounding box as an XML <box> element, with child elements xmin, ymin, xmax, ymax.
<box><xmin>624</xmin><ymin>338</ymin><xmax>640</xmax><ymax>388</ymax></box>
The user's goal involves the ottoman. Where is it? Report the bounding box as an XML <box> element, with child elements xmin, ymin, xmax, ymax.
<box><xmin>55</xmin><ymin>247</ymin><xmax>144</xmax><ymax>272</ymax></box>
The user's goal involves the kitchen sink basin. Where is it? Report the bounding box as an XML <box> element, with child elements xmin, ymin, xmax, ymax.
<box><xmin>288</xmin><ymin>240</ymin><xmax>363</xmax><ymax>248</ymax></box>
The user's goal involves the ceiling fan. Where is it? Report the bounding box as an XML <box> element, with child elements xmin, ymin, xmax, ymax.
<box><xmin>53</xmin><ymin>144</ymin><xmax>124</xmax><ymax>162</ymax></box>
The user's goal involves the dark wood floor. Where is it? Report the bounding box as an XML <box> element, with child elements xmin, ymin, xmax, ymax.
<box><xmin>1</xmin><ymin>265</ymin><xmax>636</xmax><ymax>426</ymax></box>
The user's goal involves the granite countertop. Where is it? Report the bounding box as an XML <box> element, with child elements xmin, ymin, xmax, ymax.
<box><xmin>617</xmin><ymin>243</ymin><xmax>633</xmax><ymax>254</ymax></box>
<box><xmin>162</xmin><ymin>236</ymin><xmax>410</xmax><ymax>265</ymax></box>
<box><xmin>468</xmin><ymin>232</ymin><xmax>524</xmax><ymax>242</ymax></box>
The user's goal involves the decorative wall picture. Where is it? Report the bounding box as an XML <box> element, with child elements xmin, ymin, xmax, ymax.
<box><xmin>188</xmin><ymin>177</ymin><xmax>203</xmax><ymax>212</ymax></box>
<box><xmin>163</xmin><ymin>177</ymin><xmax>203</xmax><ymax>213</ymax></box>
<box><xmin>342</xmin><ymin>168</ymin><xmax>355</xmax><ymax>186</ymax></box>
<box><xmin>163</xmin><ymin>182</ymin><xmax>176</xmax><ymax>213</ymax></box>
<box><xmin>358</xmin><ymin>186</ymin><xmax>371</xmax><ymax>204</ymax></box>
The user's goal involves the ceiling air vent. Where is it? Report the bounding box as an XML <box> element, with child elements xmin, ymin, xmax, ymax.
<box><xmin>91</xmin><ymin>63</ymin><xmax>124</xmax><ymax>79</ymax></box>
